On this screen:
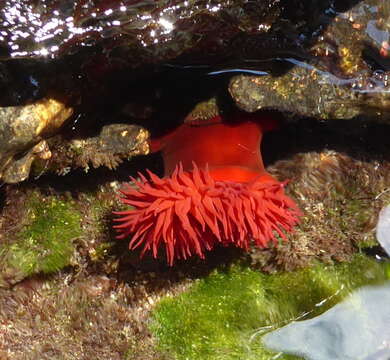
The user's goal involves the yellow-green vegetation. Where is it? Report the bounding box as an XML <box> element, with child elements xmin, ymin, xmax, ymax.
<box><xmin>3</xmin><ymin>193</ymin><xmax>82</xmax><ymax>277</ymax></box>
<box><xmin>151</xmin><ymin>255</ymin><xmax>389</xmax><ymax>360</ymax></box>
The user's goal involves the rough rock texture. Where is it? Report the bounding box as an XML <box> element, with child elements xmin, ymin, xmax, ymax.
<box><xmin>0</xmin><ymin>110</ymin><xmax>150</xmax><ymax>183</ymax></box>
<box><xmin>0</xmin><ymin>272</ymin><xmax>176</xmax><ymax>360</ymax></box>
<box><xmin>45</xmin><ymin>124</ymin><xmax>150</xmax><ymax>175</ymax></box>
<box><xmin>1</xmin><ymin>0</ymin><xmax>390</xmax><ymax>184</ymax></box>
<box><xmin>0</xmin><ymin>97</ymin><xmax>73</xmax><ymax>183</ymax></box>
<box><xmin>228</xmin><ymin>0</ymin><xmax>390</xmax><ymax>120</ymax></box>
<box><xmin>246</xmin><ymin>116</ymin><xmax>390</xmax><ymax>271</ymax></box>
<box><xmin>229</xmin><ymin>69</ymin><xmax>390</xmax><ymax>121</ymax></box>
<box><xmin>252</xmin><ymin>150</ymin><xmax>390</xmax><ymax>272</ymax></box>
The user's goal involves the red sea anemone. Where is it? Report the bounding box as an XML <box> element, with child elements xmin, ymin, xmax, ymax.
<box><xmin>114</xmin><ymin>111</ymin><xmax>301</xmax><ymax>265</ymax></box>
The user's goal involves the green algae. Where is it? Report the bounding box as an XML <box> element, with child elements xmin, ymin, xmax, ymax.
<box><xmin>151</xmin><ymin>255</ymin><xmax>389</xmax><ymax>360</ymax></box>
<box><xmin>3</xmin><ymin>192</ymin><xmax>82</xmax><ymax>277</ymax></box>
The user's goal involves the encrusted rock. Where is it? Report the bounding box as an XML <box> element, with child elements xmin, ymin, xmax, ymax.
<box><xmin>184</xmin><ymin>97</ymin><xmax>222</xmax><ymax>124</ymax></box>
<box><xmin>229</xmin><ymin>69</ymin><xmax>390</xmax><ymax>121</ymax></box>
<box><xmin>71</xmin><ymin>123</ymin><xmax>150</xmax><ymax>170</ymax></box>
<box><xmin>2</xmin><ymin>140</ymin><xmax>51</xmax><ymax>183</ymax></box>
<box><xmin>0</xmin><ymin>97</ymin><xmax>73</xmax><ymax>183</ymax></box>
<box><xmin>229</xmin><ymin>0</ymin><xmax>390</xmax><ymax>121</ymax></box>
<box><xmin>45</xmin><ymin>123</ymin><xmax>150</xmax><ymax>175</ymax></box>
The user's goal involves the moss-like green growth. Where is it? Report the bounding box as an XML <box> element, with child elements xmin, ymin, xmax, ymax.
<box><xmin>3</xmin><ymin>192</ymin><xmax>82</xmax><ymax>277</ymax></box>
<box><xmin>151</xmin><ymin>255</ymin><xmax>389</xmax><ymax>360</ymax></box>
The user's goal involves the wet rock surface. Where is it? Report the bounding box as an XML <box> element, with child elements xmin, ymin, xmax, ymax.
<box><xmin>0</xmin><ymin>117</ymin><xmax>389</xmax><ymax>358</ymax></box>
<box><xmin>229</xmin><ymin>68</ymin><xmax>390</xmax><ymax>121</ymax></box>
<box><xmin>0</xmin><ymin>97</ymin><xmax>73</xmax><ymax>183</ymax></box>
<box><xmin>229</xmin><ymin>0</ymin><xmax>390</xmax><ymax>120</ymax></box>
<box><xmin>45</xmin><ymin>123</ymin><xmax>150</xmax><ymax>175</ymax></box>
<box><xmin>0</xmin><ymin>0</ymin><xmax>282</xmax><ymax>62</ymax></box>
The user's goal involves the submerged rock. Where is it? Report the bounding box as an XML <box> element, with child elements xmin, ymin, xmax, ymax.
<box><xmin>0</xmin><ymin>97</ymin><xmax>73</xmax><ymax>183</ymax></box>
<box><xmin>229</xmin><ymin>68</ymin><xmax>390</xmax><ymax>121</ymax></box>
<box><xmin>229</xmin><ymin>0</ymin><xmax>390</xmax><ymax>121</ymax></box>
<box><xmin>151</xmin><ymin>257</ymin><xmax>389</xmax><ymax>360</ymax></box>
<box><xmin>0</xmin><ymin>0</ymin><xmax>281</xmax><ymax>63</ymax></box>
<box><xmin>262</xmin><ymin>283</ymin><xmax>390</xmax><ymax>360</ymax></box>
<box><xmin>44</xmin><ymin>123</ymin><xmax>150</xmax><ymax>175</ymax></box>
<box><xmin>0</xmin><ymin>190</ymin><xmax>83</xmax><ymax>288</ymax></box>
<box><xmin>0</xmin><ymin>107</ymin><xmax>150</xmax><ymax>182</ymax></box>
<box><xmin>2</xmin><ymin>140</ymin><xmax>51</xmax><ymax>183</ymax></box>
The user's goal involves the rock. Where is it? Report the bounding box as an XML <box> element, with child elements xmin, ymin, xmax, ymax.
<box><xmin>2</xmin><ymin>140</ymin><xmax>51</xmax><ymax>183</ymax></box>
<box><xmin>0</xmin><ymin>0</ymin><xmax>281</xmax><ymax>63</ymax></box>
<box><xmin>0</xmin><ymin>0</ymin><xmax>389</xmax><ymax>141</ymax></box>
<box><xmin>262</xmin><ymin>283</ymin><xmax>390</xmax><ymax>360</ymax></box>
<box><xmin>229</xmin><ymin>0</ymin><xmax>390</xmax><ymax>122</ymax></box>
<box><xmin>71</xmin><ymin>123</ymin><xmax>150</xmax><ymax>170</ymax></box>
<box><xmin>0</xmin><ymin>97</ymin><xmax>73</xmax><ymax>183</ymax></box>
<box><xmin>0</xmin><ymin>190</ymin><xmax>83</xmax><ymax>288</ymax></box>
<box><xmin>44</xmin><ymin>123</ymin><xmax>150</xmax><ymax>175</ymax></box>
<box><xmin>0</xmin><ymin>99</ymin><xmax>150</xmax><ymax>183</ymax></box>
<box><xmin>229</xmin><ymin>69</ymin><xmax>390</xmax><ymax>121</ymax></box>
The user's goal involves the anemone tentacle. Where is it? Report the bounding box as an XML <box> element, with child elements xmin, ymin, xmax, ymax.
<box><xmin>114</xmin><ymin>163</ymin><xmax>301</xmax><ymax>265</ymax></box>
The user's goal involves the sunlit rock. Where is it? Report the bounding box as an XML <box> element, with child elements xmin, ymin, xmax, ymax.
<box><xmin>0</xmin><ymin>97</ymin><xmax>73</xmax><ymax>183</ymax></box>
<box><xmin>2</xmin><ymin>140</ymin><xmax>51</xmax><ymax>183</ymax></box>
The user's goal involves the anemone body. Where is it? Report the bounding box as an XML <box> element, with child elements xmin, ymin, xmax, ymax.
<box><xmin>114</xmin><ymin>113</ymin><xmax>301</xmax><ymax>265</ymax></box>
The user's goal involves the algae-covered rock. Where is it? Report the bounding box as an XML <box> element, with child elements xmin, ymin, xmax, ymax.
<box><xmin>247</xmin><ymin>149</ymin><xmax>390</xmax><ymax>272</ymax></box>
<box><xmin>2</xmin><ymin>140</ymin><xmax>52</xmax><ymax>183</ymax></box>
<box><xmin>0</xmin><ymin>109</ymin><xmax>150</xmax><ymax>182</ymax></box>
<box><xmin>45</xmin><ymin>123</ymin><xmax>150</xmax><ymax>175</ymax></box>
<box><xmin>0</xmin><ymin>124</ymin><xmax>389</xmax><ymax>358</ymax></box>
<box><xmin>1</xmin><ymin>0</ymin><xmax>390</xmax><ymax>357</ymax></box>
<box><xmin>0</xmin><ymin>190</ymin><xmax>82</xmax><ymax>287</ymax></box>
<box><xmin>151</xmin><ymin>255</ymin><xmax>389</xmax><ymax>360</ymax></box>
<box><xmin>0</xmin><ymin>274</ymin><xmax>168</xmax><ymax>360</ymax></box>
